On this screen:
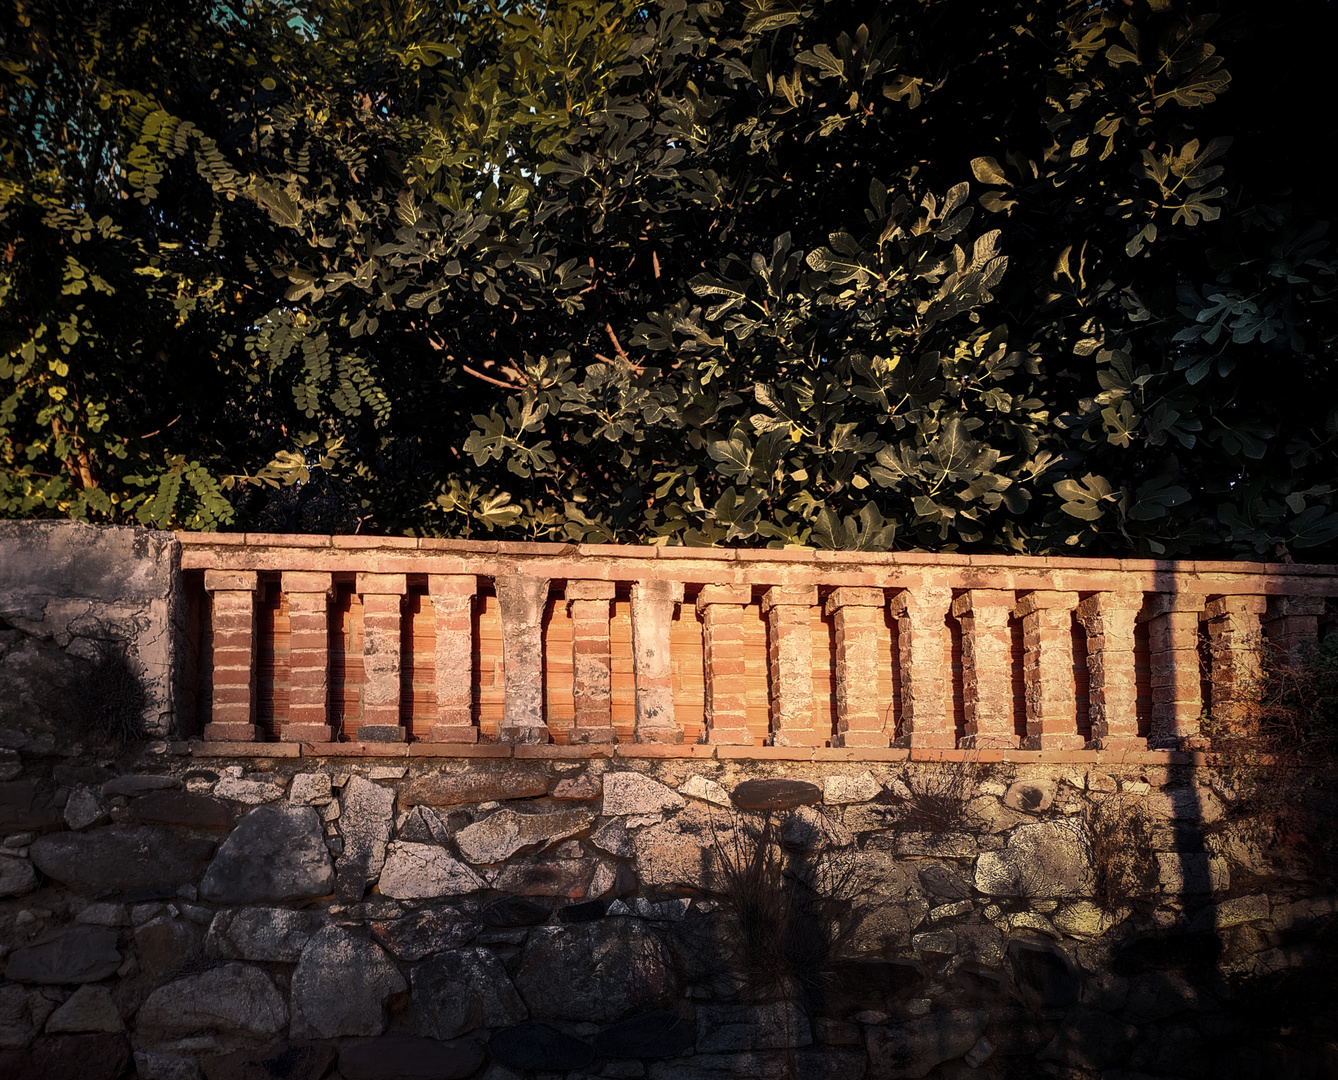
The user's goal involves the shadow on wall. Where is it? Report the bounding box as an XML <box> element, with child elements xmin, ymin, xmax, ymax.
<box><xmin>656</xmin><ymin>767</ymin><xmax>1338</xmax><ymax>1080</ymax></box>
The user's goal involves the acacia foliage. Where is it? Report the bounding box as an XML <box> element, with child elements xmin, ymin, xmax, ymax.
<box><xmin>3</xmin><ymin>0</ymin><xmax>1337</xmax><ymax>557</ymax></box>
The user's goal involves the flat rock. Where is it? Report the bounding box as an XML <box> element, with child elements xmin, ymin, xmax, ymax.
<box><xmin>602</xmin><ymin>773</ymin><xmax>685</xmax><ymax>816</ymax></box>
<box><xmin>138</xmin><ymin>964</ymin><xmax>287</xmax><ymax>1039</ymax></box>
<box><xmin>44</xmin><ymin>985</ymin><xmax>122</xmax><ymax>1033</ymax></box>
<box><xmin>337</xmin><ymin>776</ymin><xmax>396</xmax><ymax>901</ymax></box>
<box><xmin>489</xmin><ymin>1021</ymin><xmax>594</xmax><ymax>1072</ymax></box>
<box><xmin>209</xmin><ymin>907</ymin><xmax>325</xmax><ymax>963</ymax></box>
<box><xmin>822</xmin><ymin>772</ymin><xmax>880</xmax><ymax>805</ymax></box>
<box><xmin>290</xmin><ymin>925</ymin><xmax>406</xmax><ymax>1038</ymax></box>
<box><xmin>202</xmin><ymin>1042</ymin><xmax>335</xmax><ymax>1080</ymax></box>
<box><xmin>412</xmin><ymin>947</ymin><xmax>528</xmax><ymax>1039</ymax></box>
<box><xmin>1156</xmin><ymin>852</ymin><xmax>1229</xmax><ymax>894</ymax></box>
<box><xmin>4</xmin><ymin>925</ymin><xmax>121</xmax><ymax>984</ymax></box>
<box><xmin>697</xmin><ymin>1001</ymin><xmax>812</xmax><ymax>1052</ymax></box>
<box><xmin>102</xmin><ymin>775</ymin><xmax>179</xmax><ymax>798</ymax></box>
<box><xmin>404</xmin><ymin>764</ymin><xmax>551</xmax><ymax>806</ymax></box>
<box><xmin>730</xmin><ymin>778</ymin><xmax>821</xmax><ymax>812</ymax></box>
<box><xmin>288</xmin><ymin>773</ymin><xmax>333</xmax><ymax>806</ymax></box>
<box><xmin>339</xmin><ymin>1035</ymin><xmax>485</xmax><ymax>1080</ymax></box>
<box><xmin>593</xmin><ymin>1010</ymin><xmax>697</xmax><ymax>1059</ymax></box>
<box><xmin>379</xmin><ymin>842</ymin><xmax>484</xmax><ymax>899</ymax></box>
<box><xmin>492</xmin><ymin>858</ymin><xmax>595</xmax><ymax>898</ymax></box>
<box><xmin>199</xmin><ymin>805</ymin><xmax>334</xmax><ymax>904</ymax></box>
<box><xmin>974</xmin><ymin>821</ymin><xmax>1092</xmax><ymax>898</ymax></box>
<box><xmin>135</xmin><ymin>915</ymin><xmax>203</xmax><ymax>972</ymax></box>
<box><xmin>781</xmin><ymin>806</ymin><xmax>852</xmax><ymax>851</ymax></box>
<box><xmin>371</xmin><ymin>909</ymin><xmax>479</xmax><ymax>961</ymax></box>
<box><xmin>918</xmin><ymin>864</ymin><xmax>973</xmax><ymax>901</ymax></box>
<box><xmin>63</xmin><ymin>787</ymin><xmax>109</xmax><ymax>830</ymax></box>
<box><xmin>1053</xmin><ymin>901</ymin><xmax>1125</xmax><ymax>938</ymax></box>
<box><xmin>0</xmin><ymin>854</ymin><xmax>36</xmax><ymax>896</ymax></box>
<box><xmin>515</xmin><ymin>919</ymin><xmax>678</xmax><ymax>1023</ymax></box>
<box><xmin>397</xmin><ymin>805</ymin><xmax>450</xmax><ymax>844</ymax></box>
<box><xmin>590</xmin><ymin>819</ymin><xmax>635</xmax><ymax>858</ymax></box>
<box><xmin>679</xmin><ymin>775</ymin><xmax>731</xmax><ymax>808</ymax></box>
<box><xmin>456</xmin><ymin>808</ymin><xmax>594</xmax><ymax>864</ymax></box>
<box><xmin>130</xmin><ymin>792</ymin><xmax>235</xmax><ymax>829</ymax></box>
<box><xmin>865</xmin><ymin>1010</ymin><xmax>987</xmax><ymax>1079</ymax></box>
<box><xmin>552</xmin><ymin>775</ymin><xmax>602</xmax><ymax>800</ymax></box>
<box><xmin>31</xmin><ymin>824</ymin><xmax>213</xmax><ymax>892</ymax></box>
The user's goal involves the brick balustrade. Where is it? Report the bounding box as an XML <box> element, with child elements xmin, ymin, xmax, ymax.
<box><xmin>180</xmin><ymin>534</ymin><xmax>1338</xmax><ymax>755</ymax></box>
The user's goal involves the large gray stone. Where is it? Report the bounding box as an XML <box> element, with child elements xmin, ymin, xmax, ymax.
<box><xmin>412</xmin><ymin>947</ymin><xmax>528</xmax><ymax>1038</ymax></box>
<box><xmin>379</xmin><ymin>842</ymin><xmax>485</xmax><ymax>898</ymax></box>
<box><xmin>0</xmin><ymin>854</ymin><xmax>36</xmax><ymax>896</ymax></box>
<box><xmin>0</xmin><ymin>985</ymin><xmax>56</xmax><ymax>1049</ymax></box>
<box><xmin>403</xmin><ymin>763</ymin><xmax>551</xmax><ymax>806</ymax></box>
<box><xmin>208</xmin><ymin>907</ymin><xmax>326</xmax><ymax>963</ymax></box>
<box><xmin>456</xmin><ymin>809</ymin><xmax>594</xmax><ymax>864</ymax></box>
<box><xmin>44</xmin><ymin>985</ymin><xmax>123</xmax><ymax>1034</ymax></box>
<box><xmin>515</xmin><ymin>919</ymin><xmax>678</xmax><ymax>1023</ymax></box>
<box><xmin>974</xmin><ymin>821</ymin><xmax>1093</xmax><ymax>898</ymax></box>
<box><xmin>137</xmin><ymin>964</ymin><xmax>287</xmax><ymax>1039</ymax></box>
<box><xmin>199</xmin><ymin>806</ymin><xmax>334</xmax><ymax>904</ymax></box>
<box><xmin>602</xmin><ymin>773</ymin><xmax>685</xmax><ymax>816</ymax></box>
<box><xmin>696</xmin><ymin>1002</ymin><xmax>812</xmax><ymax>1052</ymax></box>
<box><xmin>31</xmin><ymin>825</ymin><xmax>213</xmax><ymax>892</ymax></box>
<box><xmin>781</xmin><ymin>806</ymin><xmax>853</xmax><ymax>851</ymax></box>
<box><xmin>865</xmin><ymin>1010</ymin><xmax>987</xmax><ymax>1078</ymax></box>
<box><xmin>370</xmin><ymin>909</ymin><xmax>479</xmax><ymax>962</ymax></box>
<box><xmin>336</xmin><ymin>777</ymin><xmax>396</xmax><ymax>901</ymax></box>
<box><xmin>4</xmin><ymin>926</ymin><xmax>121</xmax><ymax>984</ymax></box>
<box><xmin>290</xmin><ymin>926</ymin><xmax>407</xmax><ymax>1038</ymax></box>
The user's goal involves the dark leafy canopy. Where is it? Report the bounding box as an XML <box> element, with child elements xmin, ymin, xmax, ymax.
<box><xmin>3</xmin><ymin>0</ymin><xmax>1337</xmax><ymax>557</ymax></box>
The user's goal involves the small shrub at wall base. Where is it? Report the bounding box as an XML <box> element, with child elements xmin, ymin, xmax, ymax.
<box><xmin>1082</xmin><ymin>795</ymin><xmax>1159</xmax><ymax>914</ymax></box>
<box><xmin>74</xmin><ymin>647</ymin><xmax>148</xmax><ymax>745</ymax></box>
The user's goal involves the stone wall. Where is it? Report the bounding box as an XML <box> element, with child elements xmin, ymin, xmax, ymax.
<box><xmin>0</xmin><ymin>522</ymin><xmax>182</xmax><ymax>748</ymax></box>
<box><xmin>2</xmin><ymin>741</ymin><xmax>1336</xmax><ymax>1080</ymax></box>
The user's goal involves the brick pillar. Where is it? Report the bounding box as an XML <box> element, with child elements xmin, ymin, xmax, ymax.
<box><xmin>889</xmin><ymin>586</ymin><xmax>956</xmax><ymax>749</ymax></box>
<box><xmin>696</xmin><ymin>585</ymin><xmax>754</xmax><ymax>746</ymax></box>
<box><xmin>495</xmin><ymin>575</ymin><xmax>551</xmax><ymax>745</ymax></box>
<box><xmin>761</xmin><ymin>585</ymin><xmax>822</xmax><ymax>747</ymax></box>
<box><xmin>951</xmin><ymin>590</ymin><xmax>1016</xmax><ymax>750</ymax></box>
<box><xmin>1075</xmin><ymin>592</ymin><xmax>1144</xmax><ymax>750</ymax></box>
<box><xmin>355</xmin><ymin>573</ymin><xmax>408</xmax><ymax>742</ymax></box>
<box><xmin>280</xmin><ymin>571</ymin><xmax>334</xmax><ymax>743</ymax></box>
<box><xmin>825</xmin><ymin>587</ymin><xmax>890</xmax><ymax>748</ymax></box>
<box><xmin>1147</xmin><ymin>592</ymin><xmax>1206</xmax><ymax>749</ymax></box>
<box><xmin>1014</xmin><ymin>591</ymin><xmax>1083</xmax><ymax>750</ymax></box>
<box><xmin>567</xmin><ymin>580</ymin><xmax>618</xmax><ymax>745</ymax></box>
<box><xmin>631</xmin><ymin>580</ymin><xmax>684</xmax><ymax>744</ymax></box>
<box><xmin>426</xmin><ymin>574</ymin><xmax>477</xmax><ymax>743</ymax></box>
<box><xmin>1205</xmin><ymin>595</ymin><xmax>1267</xmax><ymax>728</ymax></box>
<box><xmin>202</xmin><ymin>570</ymin><xmax>261</xmax><ymax>742</ymax></box>
<box><xmin>1263</xmin><ymin>595</ymin><xmax>1326</xmax><ymax>663</ymax></box>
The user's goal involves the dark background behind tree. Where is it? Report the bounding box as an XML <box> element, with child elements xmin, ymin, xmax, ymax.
<box><xmin>3</xmin><ymin>0</ymin><xmax>1336</xmax><ymax>558</ymax></box>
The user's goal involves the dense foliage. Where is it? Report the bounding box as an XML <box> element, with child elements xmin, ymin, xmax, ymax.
<box><xmin>3</xmin><ymin>0</ymin><xmax>1337</xmax><ymax>556</ymax></box>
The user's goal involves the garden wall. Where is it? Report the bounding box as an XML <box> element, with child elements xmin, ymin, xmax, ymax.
<box><xmin>1</xmin><ymin>524</ymin><xmax>1335</xmax><ymax>1080</ymax></box>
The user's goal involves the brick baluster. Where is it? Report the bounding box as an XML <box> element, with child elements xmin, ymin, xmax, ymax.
<box><xmin>1262</xmin><ymin>595</ymin><xmax>1326</xmax><ymax>664</ymax></box>
<box><xmin>761</xmin><ymin>585</ymin><xmax>822</xmax><ymax>747</ymax></box>
<box><xmin>825</xmin><ymin>587</ymin><xmax>890</xmax><ymax>749</ymax></box>
<box><xmin>1204</xmin><ymin>595</ymin><xmax>1267</xmax><ymax>730</ymax></box>
<box><xmin>951</xmin><ymin>589</ymin><xmax>1016</xmax><ymax>750</ymax></box>
<box><xmin>279</xmin><ymin>571</ymin><xmax>334</xmax><ymax>743</ymax></box>
<box><xmin>355</xmin><ymin>572</ymin><xmax>408</xmax><ymax>743</ymax></box>
<box><xmin>1146</xmin><ymin>592</ymin><xmax>1207</xmax><ymax>749</ymax></box>
<box><xmin>889</xmin><ymin>586</ymin><xmax>956</xmax><ymax>749</ymax></box>
<box><xmin>696</xmin><ymin>585</ymin><xmax>754</xmax><ymax>746</ymax></box>
<box><xmin>426</xmin><ymin>574</ymin><xmax>478</xmax><ymax>743</ymax></box>
<box><xmin>1015</xmin><ymin>590</ymin><xmax>1083</xmax><ymax>750</ymax></box>
<box><xmin>630</xmin><ymin>580</ymin><xmax>684</xmax><ymax>744</ymax></box>
<box><xmin>202</xmin><ymin>570</ymin><xmax>261</xmax><ymax>742</ymax></box>
<box><xmin>494</xmin><ymin>575</ymin><xmax>551</xmax><ymax>745</ymax></box>
<box><xmin>1074</xmin><ymin>591</ymin><xmax>1144</xmax><ymax>750</ymax></box>
<box><xmin>566</xmin><ymin>580</ymin><xmax>618</xmax><ymax>745</ymax></box>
